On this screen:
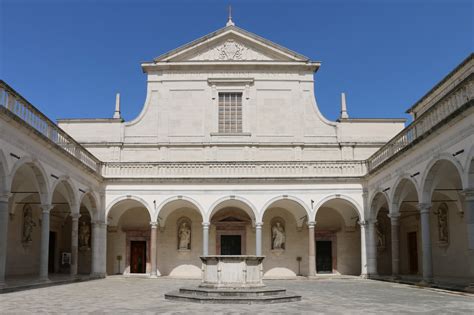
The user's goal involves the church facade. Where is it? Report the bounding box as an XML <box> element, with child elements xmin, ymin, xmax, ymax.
<box><xmin>0</xmin><ymin>19</ymin><xmax>473</xmax><ymax>290</ymax></box>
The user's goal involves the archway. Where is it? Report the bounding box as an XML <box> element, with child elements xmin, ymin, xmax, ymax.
<box><xmin>370</xmin><ymin>192</ymin><xmax>392</xmax><ymax>275</ymax></box>
<box><xmin>6</xmin><ymin>160</ymin><xmax>49</xmax><ymax>278</ymax></box>
<box><xmin>77</xmin><ymin>192</ymin><xmax>97</xmax><ymax>275</ymax></box>
<box><xmin>209</xmin><ymin>197</ymin><xmax>257</xmax><ymax>256</ymax></box>
<box><xmin>48</xmin><ymin>179</ymin><xmax>76</xmax><ymax>276</ymax></box>
<box><xmin>392</xmin><ymin>177</ymin><xmax>420</xmax><ymax>277</ymax></box>
<box><xmin>261</xmin><ymin>197</ymin><xmax>310</xmax><ymax>278</ymax></box>
<box><xmin>106</xmin><ymin>197</ymin><xmax>152</xmax><ymax>275</ymax></box>
<box><xmin>314</xmin><ymin>197</ymin><xmax>361</xmax><ymax>275</ymax></box>
<box><xmin>156</xmin><ymin>197</ymin><xmax>204</xmax><ymax>278</ymax></box>
<box><xmin>422</xmin><ymin>159</ymin><xmax>469</xmax><ymax>283</ymax></box>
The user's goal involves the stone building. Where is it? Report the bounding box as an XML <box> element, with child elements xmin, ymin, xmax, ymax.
<box><xmin>0</xmin><ymin>18</ymin><xmax>473</xmax><ymax>290</ymax></box>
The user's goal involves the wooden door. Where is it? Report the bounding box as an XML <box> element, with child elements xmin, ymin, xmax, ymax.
<box><xmin>48</xmin><ymin>231</ymin><xmax>56</xmax><ymax>273</ymax></box>
<box><xmin>130</xmin><ymin>241</ymin><xmax>146</xmax><ymax>273</ymax></box>
<box><xmin>408</xmin><ymin>232</ymin><xmax>418</xmax><ymax>274</ymax></box>
<box><xmin>220</xmin><ymin>235</ymin><xmax>241</xmax><ymax>255</ymax></box>
<box><xmin>316</xmin><ymin>240</ymin><xmax>332</xmax><ymax>273</ymax></box>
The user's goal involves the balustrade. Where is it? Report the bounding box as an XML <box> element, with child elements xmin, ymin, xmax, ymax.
<box><xmin>0</xmin><ymin>81</ymin><xmax>101</xmax><ymax>174</ymax></box>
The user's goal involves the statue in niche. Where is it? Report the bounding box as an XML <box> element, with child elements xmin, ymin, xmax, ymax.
<box><xmin>437</xmin><ymin>203</ymin><xmax>449</xmax><ymax>243</ymax></box>
<box><xmin>178</xmin><ymin>221</ymin><xmax>191</xmax><ymax>250</ymax></box>
<box><xmin>272</xmin><ymin>221</ymin><xmax>285</xmax><ymax>250</ymax></box>
<box><xmin>375</xmin><ymin>222</ymin><xmax>385</xmax><ymax>250</ymax></box>
<box><xmin>79</xmin><ymin>221</ymin><xmax>90</xmax><ymax>250</ymax></box>
<box><xmin>22</xmin><ymin>205</ymin><xmax>36</xmax><ymax>244</ymax></box>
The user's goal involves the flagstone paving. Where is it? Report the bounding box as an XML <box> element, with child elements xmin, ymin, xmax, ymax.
<box><xmin>0</xmin><ymin>276</ymin><xmax>473</xmax><ymax>314</ymax></box>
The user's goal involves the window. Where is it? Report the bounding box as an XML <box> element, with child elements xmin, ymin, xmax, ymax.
<box><xmin>218</xmin><ymin>92</ymin><xmax>242</xmax><ymax>133</ymax></box>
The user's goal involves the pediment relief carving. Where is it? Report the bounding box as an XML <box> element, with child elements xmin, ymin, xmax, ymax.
<box><xmin>188</xmin><ymin>38</ymin><xmax>274</xmax><ymax>61</ymax></box>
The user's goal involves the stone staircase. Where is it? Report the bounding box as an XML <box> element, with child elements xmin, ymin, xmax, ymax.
<box><xmin>165</xmin><ymin>286</ymin><xmax>301</xmax><ymax>304</ymax></box>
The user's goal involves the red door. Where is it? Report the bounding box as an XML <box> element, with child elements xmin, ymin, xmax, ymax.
<box><xmin>130</xmin><ymin>241</ymin><xmax>146</xmax><ymax>273</ymax></box>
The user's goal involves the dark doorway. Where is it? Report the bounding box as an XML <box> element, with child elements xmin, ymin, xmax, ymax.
<box><xmin>48</xmin><ymin>231</ymin><xmax>56</xmax><ymax>273</ymax></box>
<box><xmin>408</xmin><ymin>231</ymin><xmax>418</xmax><ymax>274</ymax></box>
<box><xmin>316</xmin><ymin>240</ymin><xmax>332</xmax><ymax>273</ymax></box>
<box><xmin>130</xmin><ymin>241</ymin><xmax>147</xmax><ymax>273</ymax></box>
<box><xmin>220</xmin><ymin>235</ymin><xmax>241</xmax><ymax>255</ymax></box>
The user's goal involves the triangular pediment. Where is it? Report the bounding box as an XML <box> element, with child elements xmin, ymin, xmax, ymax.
<box><xmin>154</xmin><ymin>25</ymin><xmax>310</xmax><ymax>63</ymax></box>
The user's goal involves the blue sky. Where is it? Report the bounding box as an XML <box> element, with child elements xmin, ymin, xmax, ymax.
<box><xmin>1</xmin><ymin>0</ymin><xmax>472</xmax><ymax>123</ymax></box>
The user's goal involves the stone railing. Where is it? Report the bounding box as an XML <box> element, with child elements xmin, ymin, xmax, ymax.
<box><xmin>102</xmin><ymin>160</ymin><xmax>367</xmax><ymax>178</ymax></box>
<box><xmin>0</xmin><ymin>80</ymin><xmax>102</xmax><ymax>174</ymax></box>
<box><xmin>367</xmin><ymin>73</ymin><xmax>474</xmax><ymax>172</ymax></box>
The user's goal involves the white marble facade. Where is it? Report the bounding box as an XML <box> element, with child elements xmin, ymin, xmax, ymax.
<box><xmin>0</xmin><ymin>19</ymin><xmax>473</xmax><ymax>289</ymax></box>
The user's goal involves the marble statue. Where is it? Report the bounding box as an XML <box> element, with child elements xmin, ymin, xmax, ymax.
<box><xmin>178</xmin><ymin>222</ymin><xmax>191</xmax><ymax>250</ymax></box>
<box><xmin>272</xmin><ymin>222</ymin><xmax>285</xmax><ymax>250</ymax></box>
<box><xmin>79</xmin><ymin>221</ymin><xmax>90</xmax><ymax>249</ymax></box>
<box><xmin>22</xmin><ymin>205</ymin><xmax>36</xmax><ymax>243</ymax></box>
<box><xmin>438</xmin><ymin>204</ymin><xmax>449</xmax><ymax>243</ymax></box>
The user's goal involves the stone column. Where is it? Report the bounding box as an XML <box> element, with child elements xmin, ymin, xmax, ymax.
<box><xmin>202</xmin><ymin>222</ymin><xmax>210</xmax><ymax>256</ymax></box>
<box><xmin>418</xmin><ymin>203</ymin><xmax>433</xmax><ymax>284</ymax></box>
<box><xmin>308</xmin><ymin>221</ymin><xmax>316</xmax><ymax>277</ymax></box>
<box><xmin>389</xmin><ymin>213</ymin><xmax>400</xmax><ymax>278</ymax></box>
<box><xmin>359</xmin><ymin>220</ymin><xmax>368</xmax><ymax>277</ymax></box>
<box><xmin>70</xmin><ymin>213</ymin><xmax>80</xmax><ymax>277</ymax></box>
<box><xmin>461</xmin><ymin>189</ymin><xmax>474</xmax><ymax>292</ymax></box>
<box><xmin>0</xmin><ymin>194</ymin><xmax>10</xmax><ymax>287</ymax></box>
<box><xmin>91</xmin><ymin>220</ymin><xmax>101</xmax><ymax>277</ymax></box>
<box><xmin>367</xmin><ymin>219</ymin><xmax>378</xmax><ymax>277</ymax></box>
<box><xmin>39</xmin><ymin>204</ymin><xmax>53</xmax><ymax>281</ymax></box>
<box><xmin>255</xmin><ymin>222</ymin><xmax>263</xmax><ymax>256</ymax></box>
<box><xmin>150</xmin><ymin>221</ymin><xmax>158</xmax><ymax>278</ymax></box>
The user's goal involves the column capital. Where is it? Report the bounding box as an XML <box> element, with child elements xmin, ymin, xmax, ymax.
<box><xmin>460</xmin><ymin>189</ymin><xmax>474</xmax><ymax>201</ymax></box>
<box><xmin>150</xmin><ymin>221</ymin><xmax>158</xmax><ymax>228</ymax></box>
<box><xmin>417</xmin><ymin>203</ymin><xmax>431</xmax><ymax>214</ymax></box>
<box><xmin>91</xmin><ymin>220</ymin><xmax>106</xmax><ymax>227</ymax></box>
<box><xmin>40</xmin><ymin>204</ymin><xmax>54</xmax><ymax>214</ymax></box>
<box><xmin>307</xmin><ymin>221</ymin><xmax>316</xmax><ymax>228</ymax></box>
<box><xmin>255</xmin><ymin>222</ymin><xmax>263</xmax><ymax>228</ymax></box>
<box><xmin>202</xmin><ymin>222</ymin><xmax>210</xmax><ymax>228</ymax></box>
<box><xmin>70</xmin><ymin>213</ymin><xmax>81</xmax><ymax>220</ymax></box>
<box><xmin>0</xmin><ymin>192</ymin><xmax>12</xmax><ymax>203</ymax></box>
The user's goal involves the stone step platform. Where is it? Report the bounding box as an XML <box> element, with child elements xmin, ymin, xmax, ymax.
<box><xmin>165</xmin><ymin>287</ymin><xmax>301</xmax><ymax>304</ymax></box>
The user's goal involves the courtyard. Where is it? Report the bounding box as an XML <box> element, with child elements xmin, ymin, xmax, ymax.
<box><xmin>0</xmin><ymin>277</ymin><xmax>473</xmax><ymax>313</ymax></box>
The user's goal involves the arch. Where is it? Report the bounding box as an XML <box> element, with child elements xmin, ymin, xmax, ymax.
<box><xmin>0</xmin><ymin>149</ymin><xmax>8</xmax><ymax>194</ymax></box>
<box><xmin>105</xmin><ymin>195</ymin><xmax>154</xmax><ymax>222</ymax></box>
<box><xmin>259</xmin><ymin>195</ymin><xmax>311</xmax><ymax>227</ymax></box>
<box><xmin>49</xmin><ymin>176</ymin><xmax>78</xmax><ymax>209</ymax></box>
<box><xmin>390</xmin><ymin>175</ymin><xmax>420</xmax><ymax>212</ymax></box>
<box><xmin>421</xmin><ymin>155</ymin><xmax>465</xmax><ymax>204</ymax></box>
<box><xmin>155</xmin><ymin>195</ymin><xmax>205</xmax><ymax>227</ymax></box>
<box><xmin>207</xmin><ymin>195</ymin><xmax>258</xmax><ymax>223</ymax></box>
<box><xmin>8</xmin><ymin>156</ymin><xmax>50</xmax><ymax>205</ymax></box>
<box><xmin>369</xmin><ymin>191</ymin><xmax>390</xmax><ymax>220</ymax></box>
<box><xmin>312</xmin><ymin>194</ymin><xmax>363</xmax><ymax>222</ymax></box>
<box><xmin>78</xmin><ymin>189</ymin><xmax>99</xmax><ymax>219</ymax></box>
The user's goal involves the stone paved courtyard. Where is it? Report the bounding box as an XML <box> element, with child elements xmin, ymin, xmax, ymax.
<box><xmin>1</xmin><ymin>276</ymin><xmax>473</xmax><ymax>314</ymax></box>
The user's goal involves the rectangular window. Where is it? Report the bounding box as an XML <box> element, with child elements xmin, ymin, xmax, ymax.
<box><xmin>218</xmin><ymin>92</ymin><xmax>242</xmax><ymax>133</ymax></box>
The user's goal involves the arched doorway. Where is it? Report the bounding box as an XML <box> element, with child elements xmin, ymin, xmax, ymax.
<box><xmin>106</xmin><ymin>198</ymin><xmax>152</xmax><ymax>275</ymax></box>
<box><xmin>77</xmin><ymin>192</ymin><xmax>97</xmax><ymax>275</ymax></box>
<box><xmin>314</xmin><ymin>197</ymin><xmax>361</xmax><ymax>275</ymax></box>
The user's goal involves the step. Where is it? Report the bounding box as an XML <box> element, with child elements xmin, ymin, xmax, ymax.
<box><xmin>165</xmin><ymin>291</ymin><xmax>302</xmax><ymax>304</ymax></box>
<box><xmin>179</xmin><ymin>287</ymin><xmax>287</xmax><ymax>297</ymax></box>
